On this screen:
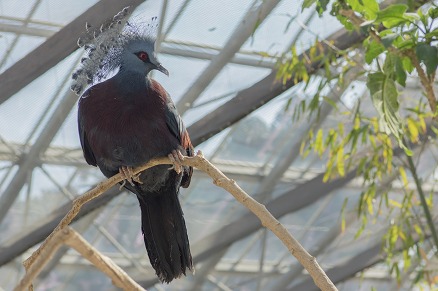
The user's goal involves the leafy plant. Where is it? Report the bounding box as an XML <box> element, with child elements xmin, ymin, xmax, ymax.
<box><xmin>278</xmin><ymin>0</ymin><xmax>438</xmax><ymax>287</ymax></box>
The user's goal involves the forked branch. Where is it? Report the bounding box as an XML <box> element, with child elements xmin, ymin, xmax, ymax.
<box><xmin>17</xmin><ymin>151</ymin><xmax>337</xmax><ymax>291</ymax></box>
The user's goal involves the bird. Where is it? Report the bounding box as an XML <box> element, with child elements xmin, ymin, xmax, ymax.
<box><xmin>72</xmin><ymin>9</ymin><xmax>194</xmax><ymax>283</ymax></box>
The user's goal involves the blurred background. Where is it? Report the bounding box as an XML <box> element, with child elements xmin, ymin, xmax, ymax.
<box><xmin>0</xmin><ymin>0</ymin><xmax>437</xmax><ymax>290</ymax></box>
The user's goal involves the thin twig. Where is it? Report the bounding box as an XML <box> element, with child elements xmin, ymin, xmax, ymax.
<box><xmin>19</xmin><ymin>152</ymin><xmax>337</xmax><ymax>291</ymax></box>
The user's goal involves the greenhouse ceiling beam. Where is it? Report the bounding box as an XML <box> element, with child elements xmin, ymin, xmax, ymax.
<box><xmin>187</xmin><ymin>30</ymin><xmax>362</xmax><ymax>146</ymax></box>
<box><xmin>0</xmin><ymin>0</ymin><xmax>429</xmax><ymax>274</ymax></box>
<box><xmin>161</xmin><ymin>44</ymin><xmax>276</xmax><ymax>68</ymax></box>
<box><xmin>0</xmin><ymin>15</ymin><xmax>62</xmax><ymax>29</ymax></box>
<box><xmin>0</xmin><ymin>0</ymin><xmax>412</xmax><ymax>268</ymax></box>
<box><xmin>139</xmin><ymin>170</ymin><xmax>359</xmax><ymax>287</ymax></box>
<box><xmin>140</xmin><ymin>128</ymin><xmax>429</xmax><ymax>287</ymax></box>
<box><xmin>286</xmin><ymin>242</ymin><xmax>382</xmax><ymax>291</ymax></box>
<box><xmin>191</xmin><ymin>172</ymin><xmax>356</xmax><ymax>263</ymax></box>
<box><xmin>187</xmin><ymin>0</ymin><xmax>431</xmax><ymax>146</ymax></box>
<box><xmin>182</xmin><ymin>147</ymin><xmax>428</xmax><ymax>290</ymax></box>
<box><xmin>0</xmin><ymin>187</ymin><xmax>121</xmax><ymax>266</ymax></box>
<box><xmin>0</xmin><ymin>90</ymin><xmax>78</xmax><ymax>224</ymax></box>
<box><xmin>0</xmin><ymin>22</ymin><xmax>276</xmax><ymax>68</ymax></box>
<box><xmin>189</xmin><ymin>250</ymin><xmax>227</xmax><ymax>290</ymax></box>
<box><xmin>175</xmin><ymin>0</ymin><xmax>281</xmax><ymax>115</ymax></box>
<box><xmin>276</xmin><ymin>140</ymin><xmax>437</xmax><ymax>290</ymax></box>
<box><xmin>0</xmin><ymin>0</ymin><xmax>143</xmax><ymax>105</ymax></box>
<box><xmin>162</xmin><ymin>0</ymin><xmax>192</xmax><ymax>36</ymax></box>
<box><xmin>43</xmin><ymin>256</ymin><xmax>284</xmax><ymax>276</ymax></box>
<box><xmin>0</xmin><ymin>159</ymin><xmax>356</xmax><ymax>271</ymax></box>
<box><xmin>280</xmin><ymin>144</ymin><xmax>434</xmax><ymax>291</ymax></box>
<box><xmin>0</xmin><ymin>23</ymin><xmax>59</xmax><ymax>38</ymax></box>
<box><xmin>155</xmin><ymin>0</ymin><xmax>168</xmax><ymax>50</ymax></box>
<box><xmin>269</xmin><ymin>198</ymin><xmax>338</xmax><ymax>290</ymax></box>
<box><xmin>0</xmin><ymin>0</ymin><xmax>42</xmax><ymax>69</ymax></box>
<box><xmin>283</xmin><ymin>226</ymin><xmax>428</xmax><ymax>290</ymax></box>
<box><xmin>36</xmin><ymin>210</ymin><xmax>101</xmax><ymax>282</ymax></box>
<box><xmin>189</xmin><ymin>72</ymin><xmax>351</xmax><ymax>288</ymax></box>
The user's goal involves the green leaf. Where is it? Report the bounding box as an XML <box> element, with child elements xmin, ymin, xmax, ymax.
<box><xmin>346</xmin><ymin>0</ymin><xmax>379</xmax><ymax>20</ymax></box>
<box><xmin>413</xmin><ymin>224</ymin><xmax>423</xmax><ymax>236</ymax></box>
<box><xmin>364</xmin><ymin>39</ymin><xmax>385</xmax><ymax>64</ymax></box>
<box><xmin>415</xmin><ymin>43</ymin><xmax>438</xmax><ymax>75</ymax></box>
<box><xmin>402</xmin><ymin>56</ymin><xmax>414</xmax><ymax>73</ymax></box>
<box><xmin>399</xmin><ymin>167</ymin><xmax>408</xmax><ymax>188</ymax></box>
<box><xmin>432</xmin><ymin>125</ymin><xmax>438</xmax><ymax>137</ymax></box>
<box><xmin>375</xmin><ymin>4</ymin><xmax>408</xmax><ymax>28</ymax></box>
<box><xmin>302</xmin><ymin>0</ymin><xmax>316</xmax><ymax>10</ymax></box>
<box><xmin>323</xmin><ymin>156</ymin><xmax>334</xmax><ymax>182</ymax></box>
<box><xmin>285</xmin><ymin>98</ymin><xmax>293</xmax><ymax>111</ymax></box>
<box><xmin>381</xmin><ymin>33</ymin><xmax>399</xmax><ymax>48</ymax></box>
<box><xmin>425</xmin><ymin>28</ymin><xmax>438</xmax><ymax>39</ymax></box>
<box><xmin>305</xmin><ymin>0</ymin><xmax>329</xmax><ymax>16</ymax></box>
<box><xmin>338</xmin><ymin>122</ymin><xmax>344</xmax><ymax>137</ymax></box>
<box><xmin>341</xmin><ymin>198</ymin><xmax>348</xmax><ymax>233</ymax></box>
<box><xmin>322</xmin><ymin>96</ymin><xmax>338</xmax><ymax>110</ymax></box>
<box><xmin>367</xmin><ymin>72</ymin><xmax>410</xmax><ymax>154</ymax></box>
<box><xmin>393</xmin><ymin>38</ymin><xmax>415</xmax><ymax>50</ymax></box>
<box><xmin>355</xmin><ymin>215</ymin><xmax>367</xmax><ymax>238</ymax></box>
<box><xmin>315</xmin><ymin>128</ymin><xmax>324</xmax><ymax>156</ymax></box>
<box><xmin>384</xmin><ymin>53</ymin><xmax>407</xmax><ymax>87</ymax></box>
<box><xmin>402</xmin><ymin>249</ymin><xmax>410</xmax><ymax>271</ymax></box>
<box><xmin>336</xmin><ymin>13</ymin><xmax>355</xmax><ymax>30</ymax></box>
<box><xmin>394</xmin><ymin>58</ymin><xmax>407</xmax><ymax>87</ymax></box>
<box><xmin>389</xmin><ymin>199</ymin><xmax>402</xmax><ymax>209</ymax></box>
<box><xmin>402</xmin><ymin>12</ymin><xmax>420</xmax><ymax>22</ymax></box>
<box><xmin>337</xmin><ymin>146</ymin><xmax>345</xmax><ymax>177</ymax></box>
<box><xmin>366</xmin><ymin>185</ymin><xmax>375</xmax><ymax>215</ymax></box>
<box><xmin>429</xmin><ymin>7</ymin><xmax>438</xmax><ymax>19</ymax></box>
<box><xmin>406</xmin><ymin>118</ymin><xmax>419</xmax><ymax>142</ymax></box>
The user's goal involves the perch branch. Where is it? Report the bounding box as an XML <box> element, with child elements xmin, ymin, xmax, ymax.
<box><xmin>185</xmin><ymin>151</ymin><xmax>337</xmax><ymax>291</ymax></box>
<box><xmin>19</xmin><ymin>151</ymin><xmax>336</xmax><ymax>291</ymax></box>
<box><xmin>64</xmin><ymin>227</ymin><xmax>144</xmax><ymax>290</ymax></box>
<box><xmin>15</xmin><ymin>228</ymin><xmax>68</xmax><ymax>291</ymax></box>
<box><xmin>17</xmin><ymin>227</ymin><xmax>144</xmax><ymax>291</ymax></box>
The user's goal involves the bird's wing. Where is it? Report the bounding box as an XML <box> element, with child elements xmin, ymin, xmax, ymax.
<box><xmin>78</xmin><ymin>98</ymin><xmax>97</xmax><ymax>167</ymax></box>
<box><xmin>164</xmin><ymin>95</ymin><xmax>194</xmax><ymax>188</ymax></box>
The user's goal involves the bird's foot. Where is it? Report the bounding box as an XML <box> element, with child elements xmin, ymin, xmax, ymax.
<box><xmin>119</xmin><ymin>166</ymin><xmax>143</xmax><ymax>189</ymax></box>
<box><xmin>168</xmin><ymin>150</ymin><xmax>184</xmax><ymax>174</ymax></box>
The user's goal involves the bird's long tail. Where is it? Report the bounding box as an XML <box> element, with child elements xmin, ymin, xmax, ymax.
<box><xmin>137</xmin><ymin>185</ymin><xmax>193</xmax><ymax>283</ymax></box>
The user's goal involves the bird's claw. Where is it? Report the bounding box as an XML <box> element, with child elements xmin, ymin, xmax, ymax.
<box><xmin>168</xmin><ymin>150</ymin><xmax>184</xmax><ymax>174</ymax></box>
<box><xmin>119</xmin><ymin>166</ymin><xmax>143</xmax><ymax>190</ymax></box>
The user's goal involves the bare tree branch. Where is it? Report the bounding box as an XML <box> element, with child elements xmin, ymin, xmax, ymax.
<box><xmin>15</xmin><ymin>227</ymin><xmax>67</xmax><ymax>291</ymax></box>
<box><xmin>64</xmin><ymin>227</ymin><xmax>144</xmax><ymax>290</ymax></box>
<box><xmin>16</xmin><ymin>227</ymin><xmax>144</xmax><ymax>291</ymax></box>
<box><xmin>18</xmin><ymin>152</ymin><xmax>337</xmax><ymax>291</ymax></box>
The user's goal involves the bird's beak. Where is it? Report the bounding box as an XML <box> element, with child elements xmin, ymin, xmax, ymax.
<box><xmin>154</xmin><ymin>63</ymin><xmax>169</xmax><ymax>76</ymax></box>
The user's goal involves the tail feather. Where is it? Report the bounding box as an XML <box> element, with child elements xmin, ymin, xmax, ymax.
<box><xmin>138</xmin><ymin>185</ymin><xmax>193</xmax><ymax>283</ymax></box>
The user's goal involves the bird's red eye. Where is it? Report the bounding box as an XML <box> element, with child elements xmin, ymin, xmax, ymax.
<box><xmin>137</xmin><ymin>51</ymin><xmax>149</xmax><ymax>62</ymax></box>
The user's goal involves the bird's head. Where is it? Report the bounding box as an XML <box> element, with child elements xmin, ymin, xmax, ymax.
<box><xmin>121</xmin><ymin>39</ymin><xmax>169</xmax><ymax>77</ymax></box>
<box><xmin>71</xmin><ymin>10</ymin><xmax>169</xmax><ymax>96</ymax></box>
